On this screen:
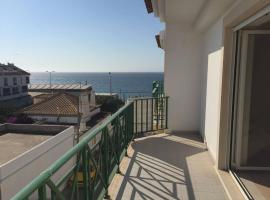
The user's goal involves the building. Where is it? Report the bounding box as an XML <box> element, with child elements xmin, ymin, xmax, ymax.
<box><xmin>29</xmin><ymin>83</ymin><xmax>96</xmax><ymax>107</ymax></box>
<box><xmin>22</xmin><ymin>92</ymin><xmax>100</xmax><ymax>131</ymax></box>
<box><xmin>0</xmin><ymin>63</ymin><xmax>31</xmax><ymax>108</ymax></box>
<box><xmin>0</xmin><ymin>123</ymin><xmax>74</xmax><ymax>200</ymax></box>
<box><xmin>144</xmin><ymin>0</ymin><xmax>270</xmax><ymax>199</ymax></box>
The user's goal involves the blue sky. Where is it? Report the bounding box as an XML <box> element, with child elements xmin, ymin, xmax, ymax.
<box><xmin>0</xmin><ymin>0</ymin><xmax>164</xmax><ymax>72</ymax></box>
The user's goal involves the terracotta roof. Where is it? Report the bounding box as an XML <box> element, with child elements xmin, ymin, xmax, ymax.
<box><xmin>22</xmin><ymin>93</ymin><xmax>80</xmax><ymax>116</ymax></box>
<box><xmin>144</xmin><ymin>0</ymin><xmax>153</xmax><ymax>13</ymax></box>
<box><xmin>0</xmin><ymin>63</ymin><xmax>30</xmax><ymax>75</ymax></box>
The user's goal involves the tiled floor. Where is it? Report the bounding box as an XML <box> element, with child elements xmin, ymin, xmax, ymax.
<box><xmin>108</xmin><ymin>132</ymin><xmax>229</xmax><ymax>200</ymax></box>
<box><xmin>237</xmin><ymin>170</ymin><xmax>270</xmax><ymax>200</ymax></box>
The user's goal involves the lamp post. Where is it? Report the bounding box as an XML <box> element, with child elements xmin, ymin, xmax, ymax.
<box><xmin>109</xmin><ymin>72</ymin><xmax>112</xmax><ymax>95</ymax></box>
<box><xmin>46</xmin><ymin>71</ymin><xmax>55</xmax><ymax>89</ymax></box>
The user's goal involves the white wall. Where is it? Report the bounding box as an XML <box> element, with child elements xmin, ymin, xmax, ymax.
<box><xmin>30</xmin><ymin>115</ymin><xmax>78</xmax><ymax>124</ymax></box>
<box><xmin>200</xmin><ymin>19</ymin><xmax>224</xmax><ymax>162</ymax></box>
<box><xmin>0</xmin><ymin>126</ymin><xmax>75</xmax><ymax>200</ymax></box>
<box><xmin>164</xmin><ymin>23</ymin><xmax>202</xmax><ymax>131</ymax></box>
<box><xmin>163</xmin><ymin>15</ymin><xmax>225</xmax><ymax>162</ymax></box>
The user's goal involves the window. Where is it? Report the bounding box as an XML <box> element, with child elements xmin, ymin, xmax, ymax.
<box><xmin>26</xmin><ymin>77</ymin><xmax>30</xmax><ymax>84</ymax></box>
<box><xmin>4</xmin><ymin>78</ymin><xmax>8</xmax><ymax>86</ymax></box>
<box><xmin>13</xmin><ymin>77</ymin><xmax>17</xmax><ymax>85</ymax></box>
<box><xmin>21</xmin><ymin>85</ymin><xmax>28</xmax><ymax>93</ymax></box>
<box><xmin>3</xmin><ymin>88</ymin><xmax>11</xmax><ymax>96</ymax></box>
<box><xmin>12</xmin><ymin>87</ymin><xmax>19</xmax><ymax>94</ymax></box>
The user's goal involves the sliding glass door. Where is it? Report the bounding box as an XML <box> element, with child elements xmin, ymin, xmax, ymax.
<box><xmin>231</xmin><ymin>30</ymin><xmax>270</xmax><ymax>170</ymax></box>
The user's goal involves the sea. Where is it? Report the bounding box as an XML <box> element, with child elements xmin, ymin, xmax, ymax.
<box><xmin>30</xmin><ymin>72</ymin><xmax>164</xmax><ymax>99</ymax></box>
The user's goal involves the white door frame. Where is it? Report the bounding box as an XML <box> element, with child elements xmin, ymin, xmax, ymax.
<box><xmin>232</xmin><ymin>30</ymin><xmax>270</xmax><ymax>171</ymax></box>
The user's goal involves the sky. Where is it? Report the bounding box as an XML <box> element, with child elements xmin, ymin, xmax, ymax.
<box><xmin>0</xmin><ymin>0</ymin><xmax>164</xmax><ymax>72</ymax></box>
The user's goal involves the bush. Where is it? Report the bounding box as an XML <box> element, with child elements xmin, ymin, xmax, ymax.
<box><xmin>101</xmin><ymin>98</ymin><xmax>124</xmax><ymax>113</ymax></box>
<box><xmin>6</xmin><ymin>114</ymin><xmax>33</xmax><ymax>124</ymax></box>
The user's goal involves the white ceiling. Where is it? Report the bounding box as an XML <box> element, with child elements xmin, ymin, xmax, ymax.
<box><xmin>152</xmin><ymin>0</ymin><xmax>236</xmax><ymax>31</ymax></box>
<box><xmin>165</xmin><ymin>0</ymin><xmax>208</xmax><ymax>23</ymax></box>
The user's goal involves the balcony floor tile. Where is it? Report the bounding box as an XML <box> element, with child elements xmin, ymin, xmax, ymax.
<box><xmin>108</xmin><ymin>132</ymin><xmax>229</xmax><ymax>200</ymax></box>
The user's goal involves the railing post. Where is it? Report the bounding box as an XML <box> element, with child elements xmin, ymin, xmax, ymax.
<box><xmin>38</xmin><ymin>185</ymin><xmax>46</xmax><ymax>200</ymax></box>
<box><xmin>131</xmin><ymin>102</ymin><xmax>135</xmax><ymax>141</ymax></box>
<box><xmin>82</xmin><ymin>147</ymin><xmax>90</xmax><ymax>200</ymax></box>
<box><xmin>115</xmin><ymin>116</ymin><xmax>121</xmax><ymax>172</ymax></box>
<box><xmin>166</xmin><ymin>96</ymin><xmax>169</xmax><ymax>129</ymax></box>
<box><xmin>102</xmin><ymin>127</ymin><xmax>110</xmax><ymax>198</ymax></box>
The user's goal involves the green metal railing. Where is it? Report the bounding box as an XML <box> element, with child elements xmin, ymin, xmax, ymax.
<box><xmin>11</xmin><ymin>96</ymin><xmax>168</xmax><ymax>200</ymax></box>
<box><xmin>134</xmin><ymin>97</ymin><xmax>168</xmax><ymax>136</ymax></box>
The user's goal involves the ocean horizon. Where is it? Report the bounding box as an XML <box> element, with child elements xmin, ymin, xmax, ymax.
<box><xmin>30</xmin><ymin>72</ymin><xmax>164</xmax><ymax>98</ymax></box>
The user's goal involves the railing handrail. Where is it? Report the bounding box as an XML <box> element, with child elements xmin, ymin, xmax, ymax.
<box><xmin>11</xmin><ymin>100</ymin><xmax>134</xmax><ymax>200</ymax></box>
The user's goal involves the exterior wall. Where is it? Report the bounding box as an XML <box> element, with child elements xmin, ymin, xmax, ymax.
<box><xmin>201</xmin><ymin>19</ymin><xmax>224</xmax><ymax>162</ymax></box>
<box><xmin>29</xmin><ymin>115</ymin><xmax>78</xmax><ymax>124</ymax></box>
<box><xmin>0</xmin><ymin>95</ymin><xmax>32</xmax><ymax>109</ymax></box>
<box><xmin>0</xmin><ymin>126</ymin><xmax>75</xmax><ymax>200</ymax></box>
<box><xmin>79</xmin><ymin>92</ymin><xmax>91</xmax><ymax>119</ymax></box>
<box><xmin>218</xmin><ymin>0</ymin><xmax>270</xmax><ymax>169</ymax></box>
<box><xmin>164</xmin><ymin>23</ymin><xmax>202</xmax><ymax>131</ymax></box>
<box><xmin>0</xmin><ymin>75</ymin><xmax>29</xmax><ymax>101</ymax></box>
<box><xmin>200</xmin><ymin>0</ymin><xmax>270</xmax><ymax>165</ymax></box>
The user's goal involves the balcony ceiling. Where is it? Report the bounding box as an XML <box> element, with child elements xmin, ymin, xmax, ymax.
<box><xmin>165</xmin><ymin>0</ymin><xmax>208</xmax><ymax>23</ymax></box>
<box><xmin>152</xmin><ymin>0</ymin><xmax>235</xmax><ymax>31</ymax></box>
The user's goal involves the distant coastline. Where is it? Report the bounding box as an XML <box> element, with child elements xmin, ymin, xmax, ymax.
<box><xmin>30</xmin><ymin>72</ymin><xmax>164</xmax><ymax>98</ymax></box>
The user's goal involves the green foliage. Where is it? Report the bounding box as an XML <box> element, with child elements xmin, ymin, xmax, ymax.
<box><xmin>101</xmin><ymin>98</ymin><xmax>124</xmax><ymax>113</ymax></box>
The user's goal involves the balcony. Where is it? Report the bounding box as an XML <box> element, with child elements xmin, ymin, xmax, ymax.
<box><xmin>10</xmin><ymin>82</ymin><xmax>230</xmax><ymax>200</ymax></box>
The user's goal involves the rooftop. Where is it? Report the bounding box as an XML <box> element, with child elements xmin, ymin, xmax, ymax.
<box><xmin>0</xmin><ymin>133</ymin><xmax>51</xmax><ymax>166</ymax></box>
<box><xmin>0</xmin><ymin>63</ymin><xmax>30</xmax><ymax>76</ymax></box>
<box><xmin>0</xmin><ymin>124</ymin><xmax>69</xmax><ymax>166</ymax></box>
<box><xmin>22</xmin><ymin>93</ymin><xmax>80</xmax><ymax>117</ymax></box>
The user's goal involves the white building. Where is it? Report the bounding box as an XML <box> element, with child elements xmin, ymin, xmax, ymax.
<box><xmin>22</xmin><ymin>92</ymin><xmax>100</xmax><ymax>131</ymax></box>
<box><xmin>0</xmin><ymin>63</ymin><xmax>31</xmax><ymax>106</ymax></box>
<box><xmin>29</xmin><ymin>83</ymin><xmax>96</xmax><ymax>108</ymax></box>
<box><xmin>145</xmin><ymin>0</ymin><xmax>270</xmax><ymax>199</ymax></box>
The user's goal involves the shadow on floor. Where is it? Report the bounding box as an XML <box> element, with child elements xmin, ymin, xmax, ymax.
<box><xmin>113</xmin><ymin>132</ymin><xmax>209</xmax><ymax>200</ymax></box>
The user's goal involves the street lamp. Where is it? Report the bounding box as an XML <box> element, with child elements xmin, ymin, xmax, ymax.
<box><xmin>109</xmin><ymin>72</ymin><xmax>112</xmax><ymax>95</ymax></box>
<box><xmin>46</xmin><ymin>71</ymin><xmax>55</xmax><ymax>89</ymax></box>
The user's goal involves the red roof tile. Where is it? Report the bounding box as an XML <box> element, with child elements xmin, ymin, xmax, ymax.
<box><xmin>23</xmin><ymin>93</ymin><xmax>80</xmax><ymax>116</ymax></box>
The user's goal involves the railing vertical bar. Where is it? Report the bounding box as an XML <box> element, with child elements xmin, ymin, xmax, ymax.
<box><xmin>82</xmin><ymin>147</ymin><xmax>90</xmax><ymax>200</ymax></box>
<box><xmin>131</xmin><ymin>102</ymin><xmax>134</xmax><ymax>139</ymax></box>
<box><xmin>135</xmin><ymin>100</ymin><xmax>138</xmax><ymax>135</ymax></box>
<box><xmin>38</xmin><ymin>185</ymin><xmax>46</xmax><ymax>200</ymax></box>
<box><xmin>166</xmin><ymin>97</ymin><xmax>168</xmax><ymax>129</ymax></box>
<box><xmin>161</xmin><ymin>97</ymin><xmax>164</xmax><ymax>129</ymax></box>
<box><xmin>102</xmin><ymin>128</ymin><xmax>110</xmax><ymax>198</ymax></box>
<box><xmin>125</xmin><ymin>108</ymin><xmax>128</xmax><ymax>147</ymax></box>
<box><xmin>156</xmin><ymin>98</ymin><xmax>159</xmax><ymax>130</ymax></box>
<box><xmin>146</xmin><ymin>99</ymin><xmax>148</xmax><ymax>132</ymax></box>
<box><xmin>151</xmin><ymin>98</ymin><xmax>154</xmax><ymax>131</ymax></box>
<box><xmin>141</xmin><ymin>99</ymin><xmax>143</xmax><ymax>134</ymax></box>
